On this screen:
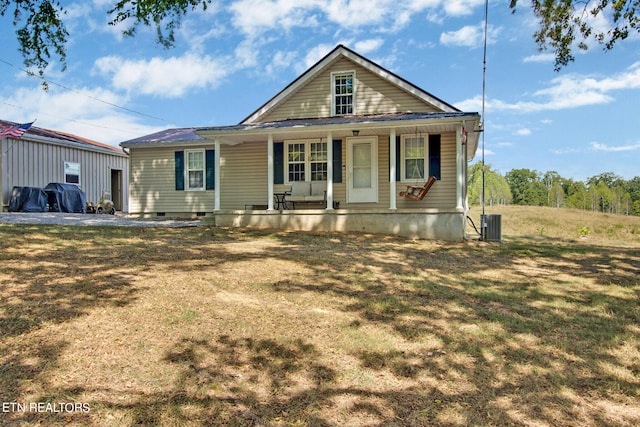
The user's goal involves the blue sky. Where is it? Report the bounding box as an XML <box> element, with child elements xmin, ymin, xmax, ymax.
<box><xmin>1</xmin><ymin>0</ymin><xmax>639</xmax><ymax>181</ymax></box>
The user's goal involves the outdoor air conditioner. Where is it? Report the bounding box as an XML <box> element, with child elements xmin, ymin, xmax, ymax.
<box><xmin>481</xmin><ymin>214</ymin><xmax>502</xmax><ymax>242</ymax></box>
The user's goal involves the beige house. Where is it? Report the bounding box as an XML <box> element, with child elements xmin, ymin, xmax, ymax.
<box><xmin>121</xmin><ymin>45</ymin><xmax>481</xmax><ymax>240</ymax></box>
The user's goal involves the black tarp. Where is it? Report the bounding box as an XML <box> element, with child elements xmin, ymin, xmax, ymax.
<box><xmin>8</xmin><ymin>186</ymin><xmax>48</xmax><ymax>212</ymax></box>
<box><xmin>44</xmin><ymin>183</ymin><xmax>86</xmax><ymax>213</ymax></box>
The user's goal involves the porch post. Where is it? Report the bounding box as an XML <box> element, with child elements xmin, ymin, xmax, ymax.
<box><xmin>267</xmin><ymin>134</ymin><xmax>275</xmax><ymax>210</ymax></box>
<box><xmin>214</xmin><ymin>137</ymin><xmax>221</xmax><ymax>211</ymax></box>
<box><xmin>326</xmin><ymin>131</ymin><xmax>334</xmax><ymax>210</ymax></box>
<box><xmin>389</xmin><ymin>128</ymin><xmax>397</xmax><ymax>210</ymax></box>
<box><xmin>456</xmin><ymin>125</ymin><xmax>464</xmax><ymax>210</ymax></box>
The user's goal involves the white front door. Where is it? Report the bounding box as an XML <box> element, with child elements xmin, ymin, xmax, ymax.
<box><xmin>347</xmin><ymin>136</ymin><xmax>378</xmax><ymax>203</ymax></box>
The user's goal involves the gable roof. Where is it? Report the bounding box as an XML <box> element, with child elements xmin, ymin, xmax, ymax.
<box><xmin>241</xmin><ymin>44</ymin><xmax>460</xmax><ymax>125</ymax></box>
<box><xmin>0</xmin><ymin>119</ymin><xmax>127</xmax><ymax>156</ymax></box>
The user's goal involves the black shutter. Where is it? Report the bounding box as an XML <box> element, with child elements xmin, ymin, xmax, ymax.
<box><xmin>274</xmin><ymin>142</ymin><xmax>284</xmax><ymax>184</ymax></box>
<box><xmin>175</xmin><ymin>151</ymin><xmax>184</xmax><ymax>191</ymax></box>
<box><xmin>428</xmin><ymin>134</ymin><xmax>441</xmax><ymax>180</ymax></box>
<box><xmin>332</xmin><ymin>139</ymin><xmax>342</xmax><ymax>183</ymax></box>
<box><xmin>206</xmin><ymin>149</ymin><xmax>215</xmax><ymax>190</ymax></box>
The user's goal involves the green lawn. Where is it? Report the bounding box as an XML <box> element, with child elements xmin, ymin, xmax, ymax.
<box><xmin>1</xmin><ymin>207</ymin><xmax>639</xmax><ymax>426</ymax></box>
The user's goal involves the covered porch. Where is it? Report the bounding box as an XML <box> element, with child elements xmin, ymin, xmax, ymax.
<box><xmin>196</xmin><ymin>112</ymin><xmax>480</xmax><ymax>215</ymax></box>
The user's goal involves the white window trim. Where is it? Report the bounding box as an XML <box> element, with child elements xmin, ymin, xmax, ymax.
<box><xmin>284</xmin><ymin>139</ymin><xmax>328</xmax><ymax>183</ymax></box>
<box><xmin>185</xmin><ymin>148</ymin><xmax>206</xmax><ymax>191</ymax></box>
<box><xmin>331</xmin><ymin>70</ymin><xmax>356</xmax><ymax>116</ymax></box>
<box><xmin>64</xmin><ymin>161</ymin><xmax>81</xmax><ymax>185</ymax></box>
<box><xmin>400</xmin><ymin>134</ymin><xmax>429</xmax><ymax>183</ymax></box>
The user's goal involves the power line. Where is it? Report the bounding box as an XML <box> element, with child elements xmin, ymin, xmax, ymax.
<box><xmin>0</xmin><ymin>57</ymin><xmax>170</xmax><ymax>123</ymax></box>
<box><xmin>1</xmin><ymin>100</ymin><xmax>134</xmax><ymax>136</ymax></box>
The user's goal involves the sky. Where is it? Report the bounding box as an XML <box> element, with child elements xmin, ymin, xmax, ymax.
<box><xmin>1</xmin><ymin>0</ymin><xmax>639</xmax><ymax>182</ymax></box>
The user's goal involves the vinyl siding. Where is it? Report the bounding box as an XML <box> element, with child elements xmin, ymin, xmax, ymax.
<box><xmin>219</xmin><ymin>141</ymin><xmax>269</xmax><ymax>210</ymax></box>
<box><xmin>394</xmin><ymin>132</ymin><xmax>457</xmax><ymax>209</ymax></box>
<box><xmin>128</xmin><ymin>146</ymin><xmax>214</xmax><ymax>214</ymax></box>
<box><xmin>127</xmin><ymin>131</ymin><xmax>458</xmax><ymax>214</ymax></box>
<box><xmin>337</xmin><ymin>132</ymin><xmax>456</xmax><ymax>210</ymax></box>
<box><xmin>259</xmin><ymin>58</ymin><xmax>440</xmax><ymax>122</ymax></box>
<box><xmin>1</xmin><ymin>136</ymin><xmax>129</xmax><ymax>211</ymax></box>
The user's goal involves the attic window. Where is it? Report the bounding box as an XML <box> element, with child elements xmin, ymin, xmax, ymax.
<box><xmin>332</xmin><ymin>71</ymin><xmax>355</xmax><ymax>116</ymax></box>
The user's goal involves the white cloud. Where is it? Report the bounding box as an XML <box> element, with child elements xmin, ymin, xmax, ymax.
<box><xmin>523</xmin><ymin>53</ymin><xmax>555</xmax><ymax>63</ymax></box>
<box><xmin>265</xmin><ymin>50</ymin><xmax>298</xmax><ymax>76</ymax></box>
<box><xmin>228</xmin><ymin>0</ymin><xmax>485</xmax><ymax>38</ymax></box>
<box><xmin>456</xmin><ymin>61</ymin><xmax>640</xmax><ymax>113</ymax></box>
<box><xmin>550</xmin><ymin>147</ymin><xmax>582</xmax><ymax>155</ymax></box>
<box><xmin>440</xmin><ymin>25</ymin><xmax>482</xmax><ymax>47</ymax></box>
<box><xmin>94</xmin><ymin>53</ymin><xmax>230</xmax><ymax>97</ymax></box>
<box><xmin>354</xmin><ymin>38</ymin><xmax>384</xmax><ymax>54</ymax></box>
<box><xmin>299</xmin><ymin>43</ymin><xmax>339</xmax><ymax>72</ymax></box>
<box><xmin>0</xmin><ymin>85</ymin><xmax>166</xmax><ymax>145</ymax></box>
<box><xmin>440</xmin><ymin>23</ymin><xmax>499</xmax><ymax>48</ymax></box>
<box><xmin>442</xmin><ymin>0</ymin><xmax>486</xmax><ymax>17</ymax></box>
<box><xmin>515</xmin><ymin>128</ymin><xmax>531</xmax><ymax>136</ymax></box>
<box><xmin>229</xmin><ymin>0</ymin><xmax>321</xmax><ymax>36</ymax></box>
<box><xmin>590</xmin><ymin>141</ymin><xmax>640</xmax><ymax>152</ymax></box>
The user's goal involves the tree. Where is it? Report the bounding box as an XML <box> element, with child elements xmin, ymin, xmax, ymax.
<box><xmin>0</xmin><ymin>0</ymin><xmax>212</xmax><ymax>81</ymax></box>
<box><xmin>565</xmin><ymin>180</ymin><xmax>589</xmax><ymax>210</ymax></box>
<box><xmin>468</xmin><ymin>162</ymin><xmax>512</xmax><ymax>206</ymax></box>
<box><xmin>550</xmin><ymin>182</ymin><xmax>565</xmax><ymax>208</ymax></box>
<box><xmin>509</xmin><ymin>1</ymin><xmax>640</xmax><ymax>70</ymax></box>
<box><xmin>543</xmin><ymin>171</ymin><xmax>562</xmax><ymax>206</ymax></box>
<box><xmin>505</xmin><ymin>168</ymin><xmax>547</xmax><ymax>206</ymax></box>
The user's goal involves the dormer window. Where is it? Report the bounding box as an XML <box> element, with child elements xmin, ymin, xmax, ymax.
<box><xmin>332</xmin><ymin>71</ymin><xmax>355</xmax><ymax>116</ymax></box>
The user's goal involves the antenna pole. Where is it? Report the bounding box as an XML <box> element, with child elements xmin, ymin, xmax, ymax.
<box><xmin>481</xmin><ymin>0</ymin><xmax>489</xmax><ymax>240</ymax></box>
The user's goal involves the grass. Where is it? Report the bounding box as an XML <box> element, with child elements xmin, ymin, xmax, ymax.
<box><xmin>0</xmin><ymin>207</ymin><xmax>639</xmax><ymax>426</ymax></box>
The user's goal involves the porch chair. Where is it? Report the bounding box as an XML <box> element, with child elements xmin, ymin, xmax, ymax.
<box><xmin>399</xmin><ymin>175</ymin><xmax>437</xmax><ymax>201</ymax></box>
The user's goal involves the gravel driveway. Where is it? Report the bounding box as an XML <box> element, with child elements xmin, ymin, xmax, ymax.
<box><xmin>0</xmin><ymin>212</ymin><xmax>204</xmax><ymax>227</ymax></box>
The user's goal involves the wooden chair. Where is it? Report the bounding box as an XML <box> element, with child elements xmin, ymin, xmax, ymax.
<box><xmin>399</xmin><ymin>176</ymin><xmax>437</xmax><ymax>200</ymax></box>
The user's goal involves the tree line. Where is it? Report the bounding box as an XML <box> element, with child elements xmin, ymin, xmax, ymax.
<box><xmin>468</xmin><ymin>162</ymin><xmax>640</xmax><ymax>216</ymax></box>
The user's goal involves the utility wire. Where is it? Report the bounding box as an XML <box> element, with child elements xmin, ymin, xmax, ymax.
<box><xmin>0</xmin><ymin>57</ymin><xmax>170</xmax><ymax>123</ymax></box>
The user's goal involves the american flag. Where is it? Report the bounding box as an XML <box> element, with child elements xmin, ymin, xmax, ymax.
<box><xmin>0</xmin><ymin>121</ymin><xmax>34</xmax><ymax>139</ymax></box>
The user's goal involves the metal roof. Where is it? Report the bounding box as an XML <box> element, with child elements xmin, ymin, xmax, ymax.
<box><xmin>120</xmin><ymin>127</ymin><xmax>206</xmax><ymax>145</ymax></box>
<box><xmin>0</xmin><ymin>119</ymin><xmax>126</xmax><ymax>156</ymax></box>
<box><xmin>121</xmin><ymin>112</ymin><xmax>479</xmax><ymax>146</ymax></box>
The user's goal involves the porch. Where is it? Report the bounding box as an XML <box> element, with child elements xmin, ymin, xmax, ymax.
<box><xmin>206</xmin><ymin>207</ymin><xmax>467</xmax><ymax>241</ymax></box>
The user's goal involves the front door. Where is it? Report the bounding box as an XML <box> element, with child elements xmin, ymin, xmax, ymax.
<box><xmin>347</xmin><ymin>136</ymin><xmax>378</xmax><ymax>203</ymax></box>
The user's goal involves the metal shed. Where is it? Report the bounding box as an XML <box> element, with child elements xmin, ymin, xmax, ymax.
<box><xmin>1</xmin><ymin>120</ymin><xmax>129</xmax><ymax>213</ymax></box>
